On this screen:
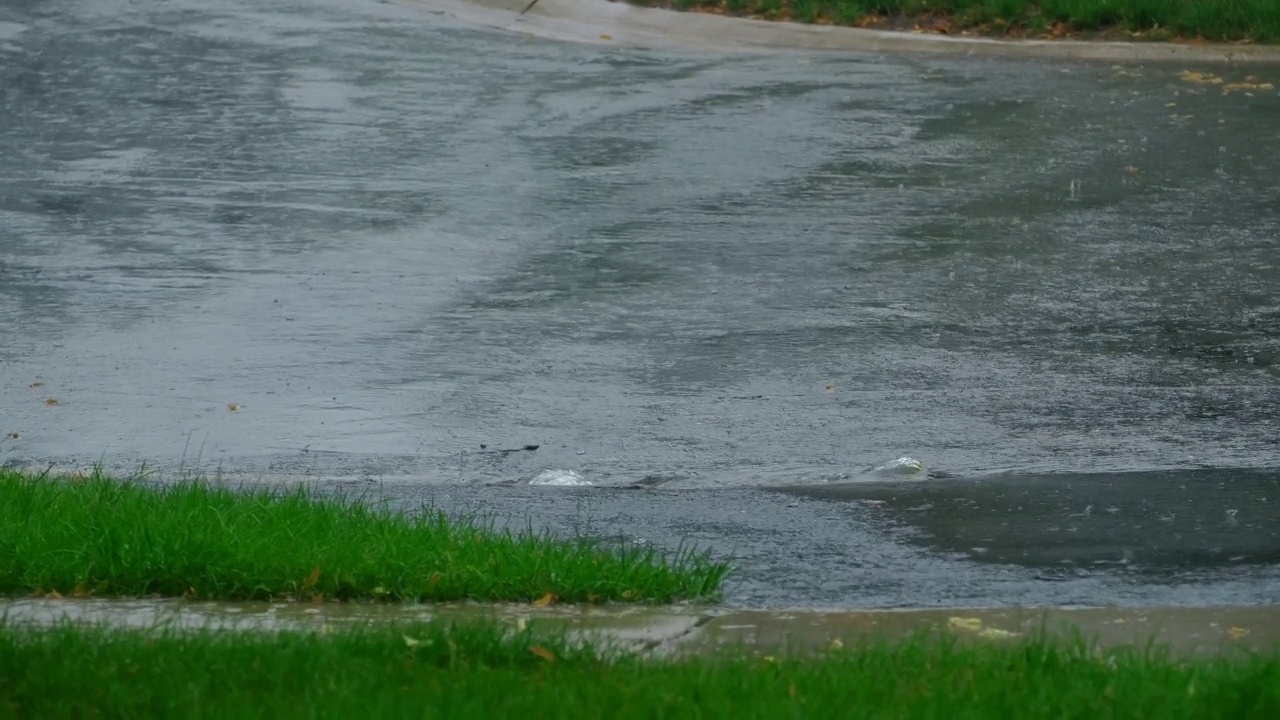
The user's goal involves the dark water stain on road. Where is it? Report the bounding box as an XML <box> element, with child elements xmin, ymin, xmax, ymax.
<box><xmin>1</xmin><ymin>0</ymin><xmax>1278</xmax><ymax>607</ymax></box>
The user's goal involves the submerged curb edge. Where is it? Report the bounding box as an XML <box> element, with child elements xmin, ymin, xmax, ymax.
<box><xmin>407</xmin><ymin>0</ymin><xmax>1280</xmax><ymax>63</ymax></box>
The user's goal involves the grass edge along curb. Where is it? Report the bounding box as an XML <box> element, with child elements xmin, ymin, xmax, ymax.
<box><xmin>625</xmin><ymin>0</ymin><xmax>1280</xmax><ymax>43</ymax></box>
<box><xmin>2</xmin><ymin>620</ymin><xmax>1278</xmax><ymax>718</ymax></box>
<box><xmin>0</xmin><ymin>469</ymin><xmax>730</xmax><ymax>603</ymax></box>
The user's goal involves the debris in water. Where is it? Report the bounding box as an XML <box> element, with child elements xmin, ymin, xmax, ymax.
<box><xmin>528</xmin><ymin>469</ymin><xmax>591</xmax><ymax>486</ymax></box>
<box><xmin>868</xmin><ymin>457</ymin><xmax>929</xmax><ymax>477</ymax></box>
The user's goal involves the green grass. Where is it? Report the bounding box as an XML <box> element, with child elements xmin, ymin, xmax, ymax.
<box><xmin>0</xmin><ymin>470</ymin><xmax>729</xmax><ymax>603</ymax></box>
<box><xmin>1</xmin><ymin>621</ymin><xmax>1277</xmax><ymax>718</ymax></box>
<box><xmin>636</xmin><ymin>0</ymin><xmax>1280</xmax><ymax>42</ymax></box>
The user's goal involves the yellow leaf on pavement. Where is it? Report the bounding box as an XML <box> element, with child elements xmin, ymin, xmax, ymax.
<box><xmin>1180</xmin><ymin>70</ymin><xmax>1223</xmax><ymax>85</ymax></box>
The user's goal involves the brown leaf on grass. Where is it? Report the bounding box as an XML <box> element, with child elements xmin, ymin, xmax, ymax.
<box><xmin>530</xmin><ymin>645</ymin><xmax>556</xmax><ymax>662</ymax></box>
<box><xmin>534</xmin><ymin>592</ymin><xmax>555</xmax><ymax>608</ymax></box>
<box><xmin>301</xmin><ymin>566</ymin><xmax>322</xmax><ymax>591</ymax></box>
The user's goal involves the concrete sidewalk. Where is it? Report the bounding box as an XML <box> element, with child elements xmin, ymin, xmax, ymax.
<box><xmin>408</xmin><ymin>0</ymin><xmax>1280</xmax><ymax>63</ymax></box>
<box><xmin>5</xmin><ymin>598</ymin><xmax>1277</xmax><ymax>657</ymax></box>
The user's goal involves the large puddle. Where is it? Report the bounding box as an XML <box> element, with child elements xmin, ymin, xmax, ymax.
<box><xmin>1</xmin><ymin>0</ymin><xmax>1277</xmax><ymax>608</ymax></box>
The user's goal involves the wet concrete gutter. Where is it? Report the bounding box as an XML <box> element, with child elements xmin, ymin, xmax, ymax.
<box><xmin>409</xmin><ymin>0</ymin><xmax>1280</xmax><ymax>63</ymax></box>
<box><xmin>4</xmin><ymin>599</ymin><xmax>1277</xmax><ymax>657</ymax></box>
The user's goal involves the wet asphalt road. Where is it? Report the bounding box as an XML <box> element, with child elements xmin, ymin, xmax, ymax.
<box><xmin>2</xmin><ymin>0</ymin><xmax>1278</xmax><ymax>607</ymax></box>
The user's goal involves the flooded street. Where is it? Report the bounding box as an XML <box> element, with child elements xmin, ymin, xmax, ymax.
<box><xmin>2</xmin><ymin>0</ymin><xmax>1278</xmax><ymax>607</ymax></box>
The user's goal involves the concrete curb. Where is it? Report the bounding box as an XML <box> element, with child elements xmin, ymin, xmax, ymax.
<box><xmin>406</xmin><ymin>0</ymin><xmax>1280</xmax><ymax>63</ymax></box>
<box><xmin>6</xmin><ymin>599</ymin><xmax>1278</xmax><ymax>657</ymax></box>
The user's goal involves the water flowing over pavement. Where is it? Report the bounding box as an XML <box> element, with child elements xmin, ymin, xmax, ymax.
<box><xmin>2</xmin><ymin>0</ymin><xmax>1278</xmax><ymax>607</ymax></box>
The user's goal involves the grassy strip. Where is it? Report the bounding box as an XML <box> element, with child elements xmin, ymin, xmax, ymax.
<box><xmin>1</xmin><ymin>621</ymin><xmax>1277</xmax><ymax>718</ymax></box>
<box><xmin>629</xmin><ymin>0</ymin><xmax>1280</xmax><ymax>42</ymax></box>
<box><xmin>0</xmin><ymin>470</ymin><xmax>729</xmax><ymax>603</ymax></box>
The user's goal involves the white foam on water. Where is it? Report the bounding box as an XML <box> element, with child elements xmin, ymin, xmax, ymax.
<box><xmin>528</xmin><ymin>469</ymin><xmax>591</xmax><ymax>486</ymax></box>
<box><xmin>868</xmin><ymin>457</ymin><xmax>929</xmax><ymax>477</ymax></box>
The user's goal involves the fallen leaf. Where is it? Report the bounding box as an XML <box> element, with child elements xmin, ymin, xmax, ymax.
<box><xmin>44</xmin><ymin>398</ymin><xmax>58</xmax><ymax>406</ymax></box>
<box><xmin>534</xmin><ymin>592</ymin><xmax>555</xmax><ymax>608</ymax></box>
<box><xmin>227</xmin><ymin>402</ymin><xmax>241</xmax><ymax>411</ymax></box>
<box><xmin>598</xmin><ymin>33</ymin><xmax>612</xmax><ymax>41</ymax></box>
<box><xmin>1229</xmin><ymin>626</ymin><xmax>1248</xmax><ymax>639</ymax></box>
<box><xmin>1180</xmin><ymin>70</ymin><xmax>1223</xmax><ymax>85</ymax></box>
<box><xmin>1222</xmin><ymin>82</ymin><xmax>1274</xmax><ymax>95</ymax></box>
<box><xmin>530</xmin><ymin>645</ymin><xmax>556</xmax><ymax>662</ymax></box>
<box><xmin>301</xmin><ymin>566</ymin><xmax>322</xmax><ymax>591</ymax></box>
<box><xmin>948</xmin><ymin>616</ymin><xmax>982</xmax><ymax>631</ymax></box>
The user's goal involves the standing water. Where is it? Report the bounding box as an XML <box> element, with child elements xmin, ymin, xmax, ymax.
<box><xmin>1</xmin><ymin>0</ymin><xmax>1277</xmax><ymax>607</ymax></box>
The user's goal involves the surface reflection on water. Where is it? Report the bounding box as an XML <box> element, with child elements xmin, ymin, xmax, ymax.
<box><xmin>777</xmin><ymin>467</ymin><xmax>1280</xmax><ymax>571</ymax></box>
